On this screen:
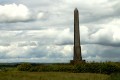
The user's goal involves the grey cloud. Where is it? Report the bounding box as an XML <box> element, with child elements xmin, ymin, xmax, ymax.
<box><xmin>82</xmin><ymin>44</ymin><xmax>120</xmax><ymax>62</ymax></box>
<box><xmin>18</xmin><ymin>42</ymin><xmax>37</xmax><ymax>47</ymax></box>
<box><xmin>26</xmin><ymin>47</ymin><xmax>48</xmax><ymax>58</ymax></box>
<box><xmin>0</xmin><ymin>0</ymin><xmax>120</xmax><ymax>62</ymax></box>
<box><xmin>0</xmin><ymin>44</ymin><xmax>72</xmax><ymax>62</ymax></box>
<box><xmin>99</xmin><ymin>47</ymin><xmax>120</xmax><ymax>58</ymax></box>
<box><xmin>0</xmin><ymin>43</ymin><xmax>10</xmax><ymax>46</ymax></box>
<box><xmin>0</xmin><ymin>52</ymin><xmax>7</xmax><ymax>59</ymax></box>
<box><xmin>71</xmin><ymin>0</ymin><xmax>120</xmax><ymax>24</ymax></box>
<box><xmin>0</xmin><ymin>0</ymin><xmax>19</xmax><ymax>5</ymax></box>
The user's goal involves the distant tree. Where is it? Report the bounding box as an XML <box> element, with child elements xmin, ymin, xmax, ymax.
<box><xmin>17</xmin><ymin>63</ymin><xmax>32</xmax><ymax>71</ymax></box>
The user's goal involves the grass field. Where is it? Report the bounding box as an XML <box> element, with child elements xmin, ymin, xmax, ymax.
<box><xmin>0</xmin><ymin>71</ymin><xmax>109</xmax><ymax>80</ymax></box>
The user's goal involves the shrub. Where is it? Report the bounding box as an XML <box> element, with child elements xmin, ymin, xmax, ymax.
<box><xmin>99</xmin><ymin>63</ymin><xmax>119</xmax><ymax>74</ymax></box>
<box><xmin>29</xmin><ymin>65</ymin><xmax>75</xmax><ymax>72</ymax></box>
<box><xmin>38</xmin><ymin>65</ymin><xmax>54</xmax><ymax>72</ymax></box>
<box><xmin>17</xmin><ymin>63</ymin><xmax>32</xmax><ymax>71</ymax></box>
<box><xmin>75</xmin><ymin>63</ymin><xmax>120</xmax><ymax>74</ymax></box>
<box><xmin>52</xmin><ymin>65</ymin><xmax>74</xmax><ymax>72</ymax></box>
<box><xmin>29</xmin><ymin>65</ymin><xmax>54</xmax><ymax>72</ymax></box>
<box><xmin>29</xmin><ymin>66</ymin><xmax>38</xmax><ymax>72</ymax></box>
<box><xmin>17</xmin><ymin>62</ymin><xmax>120</xmax><ymax>74</ymax></box>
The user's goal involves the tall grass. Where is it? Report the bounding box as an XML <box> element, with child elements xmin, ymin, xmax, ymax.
<box><xmin>0</xmin><ymin>71</ymin><xmax>109</xmax><ymax>80</ymax></box>
<box><xmin>108</xmin><ymin>73</ymin><xmax>120</xmax><ymax>80</ymax></box>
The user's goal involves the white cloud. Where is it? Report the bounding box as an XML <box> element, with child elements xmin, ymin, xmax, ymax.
<box><xmin>0</xmin><ymin>3</ymin><xmax>31</xmax><ymax>22</ymax></box>
<box><xmin>0</xmin><ymin>0</ymin><xmax>120</xmax><ymax>62</ymax></box>
<box><xmin>89</xmin><ymin>18</ymin><xmax>120</xmax><ymax>46</ymax></box>
<box><xmin>37</xmin><ymin>12</ymin><xmax>49</xmax><ymax>20</ymax></box>
<box><xmin>80</xmin><ymin>26</ymin><xmax>90</xmax><ymax>44</ymax></box>
<box><xmin>54</xmin><ymin>28</ymin><xmax>73</xmax><ymax>45</ymax></box>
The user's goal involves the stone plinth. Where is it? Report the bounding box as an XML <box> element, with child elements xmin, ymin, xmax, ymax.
<box><xmin>70</xmin><ymin>60</ymin><xmax>85</xmax><ymax>64</ymax></box>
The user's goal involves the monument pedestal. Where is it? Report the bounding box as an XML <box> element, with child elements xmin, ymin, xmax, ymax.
<box><xmin>70</xmin><ymin>60</ymin><xmax>85</xmax><ymax>64</ymax></box>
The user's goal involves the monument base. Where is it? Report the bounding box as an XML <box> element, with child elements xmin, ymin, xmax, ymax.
<box><xmin>70</xmin><ymin>60</ymin><xmax>85</xmax><ymax>64</ymax></box>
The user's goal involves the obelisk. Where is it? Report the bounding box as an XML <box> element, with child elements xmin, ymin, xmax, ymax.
<box><xmin>74</xmin><ymin>8</ymin><xmax>82</xmax><ymax>61</ymax></box>
<box><xmin>70</xmin><ymin>8</ymin><xmax>84</xmax><ymax>64</ymax></box>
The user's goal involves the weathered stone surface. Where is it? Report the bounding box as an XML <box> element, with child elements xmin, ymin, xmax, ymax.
<box><xmin>70</xmin><ymin>8</ymin><xmax>85</xmax><ymax>64</ymax></box>
<box><xmin>70</xmin><ymin>60</ymin><xmax>85</xmax><ymax>64</ymax></box>
<box><xmin>73</xmin><ymin>46</ymin><xmax>82</xmax><ymax>60</ymax></box>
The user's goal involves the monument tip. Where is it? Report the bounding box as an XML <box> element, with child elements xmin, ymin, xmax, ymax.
<box><xmin>74</xmin><ymin>8</ymin><xmax>78</xmax><ymax>11</ymax></box>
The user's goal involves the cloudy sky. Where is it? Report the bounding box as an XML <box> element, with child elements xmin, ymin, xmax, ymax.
<box><xmin>0</xmin><ymin>0</ymin><xmax>120</xmax><ymax>63</ymax></box>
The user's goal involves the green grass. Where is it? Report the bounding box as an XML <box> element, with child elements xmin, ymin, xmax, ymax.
<box><xmin>108</xmin><ymin>73</ymin><xmax>120</xmax><ymax>80</ymax></box>
<box><xmin>0</xmin><ymin>71</ymin><xmax>109</xmax><ymax>80</ymax></box>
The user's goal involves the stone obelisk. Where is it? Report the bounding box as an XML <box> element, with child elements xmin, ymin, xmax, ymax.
<box><xmin>74</xmin><ymin>8</ymin><xmax>82</xmax><ymax>61</ymax></box>
<box><xmin>70</xmin><ymin>8</ymin><xmax>84</xmax><ymax>64</ymax></box>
